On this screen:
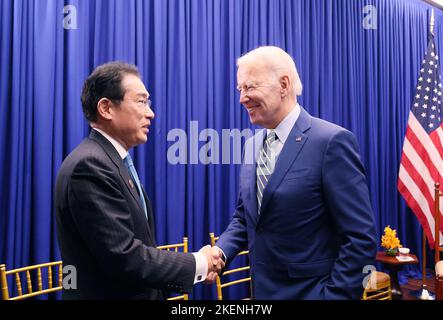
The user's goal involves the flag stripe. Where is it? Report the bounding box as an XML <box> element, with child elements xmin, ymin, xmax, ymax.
<box><xmin>400</xmin><ymin>154</ymin><xmax>443</xmax><ymax>244</ymax></box>
<box><xmin>402</xmin><ymin>137</ymin><xmax>435</xmax><ymax>195</ymax></box>
<box><xmin>400</xmin><ymin>151</ymin><xmax>435</xmax><ymax>211</ymax></box>
<box><xmin>399</xmin><ymin>164</ymin><xmax>435</xmax><ymax>229</ymax></box>
<box><xmin>398</xmin><ymin>175</ymin><xmax>440</xmax><ymax>247</ymax></box>
<box><xmin>437</xmin><ymin>125</ymin><xmax>443</xmax><ymax>146</ymax></box>
<box><xmin>408</xmin><ymin>113</ymin><xmax>443</xmax><ymax>178</ymax></box>
<box><xmin>431</xmin><ymin>126</ymin><xmax>443</xmax><ymax>160</ymax></box>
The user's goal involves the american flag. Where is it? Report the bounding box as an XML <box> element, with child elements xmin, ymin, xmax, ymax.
<box><xmin>398</xmin><ymin>34</ymin><xmax>443</xmax><ymax>249</ymax></box>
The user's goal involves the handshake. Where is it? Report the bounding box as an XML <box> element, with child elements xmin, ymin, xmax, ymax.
<box><xmin>199</xmin><ymin>245</ymin><xmax>225</xmax><ymax>284</ymax></box>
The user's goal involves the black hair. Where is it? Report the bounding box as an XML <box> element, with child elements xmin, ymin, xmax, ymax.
<box><xmin>81</xmin><ymin>61</ymin><xmax>140</xmax><ymax>122</ymax></box>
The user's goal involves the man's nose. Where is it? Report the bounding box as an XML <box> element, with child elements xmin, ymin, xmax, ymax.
<box><xmin>239</xmin><ymin>91</ymin><xmax>250</xmax><ymax>104</ymax></box>
<box><xmin>146</xmin><ymin>107</ymin><xmax>155</xmax><ymax>119</ymax></box>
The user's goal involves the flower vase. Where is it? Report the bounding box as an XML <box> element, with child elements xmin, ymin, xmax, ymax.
<box><xmin>385</xmin><ymin>248</ymin><xmax>398</xmax><ymax>257</ymax></box>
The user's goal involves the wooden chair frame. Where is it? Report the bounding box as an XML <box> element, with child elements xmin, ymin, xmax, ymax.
<box><xmin>157</xmin><ymin>237</ymin><xmax>189</xmax><ymax>300</ymax></box>
<box><xmin>209</xmin><ymin>233</ymin><xmax>252</xmax><ymax>300</ymax></box>
<box><xmin>362</xmin><ymin>271</ymin><xmax>392</xmax><ymax>300</ymax></box>
<box><xmin>0</xmin><ymin>261</ymin><xmax>63</xmax><ymax>300</ymax></box>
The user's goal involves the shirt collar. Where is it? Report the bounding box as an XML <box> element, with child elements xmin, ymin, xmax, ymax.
<box><xmin>92</xmin><ymin>128</ymin><xmax>128</xmax><ymax>160</ymax></box>
<box><xmin>267</xmin><ymin>104</ymin><xmax>301</xmax><ymax>144</ymax></box>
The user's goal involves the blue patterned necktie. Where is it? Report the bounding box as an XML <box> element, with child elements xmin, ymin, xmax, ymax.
<box><xmin>123</xmin><ymin>154</ymin><xmax>148</xmax><ymax>220</ymax></box>
<box><xmin>256</xmin><ymin>131</ymin><xmax>278</xmax><ymax>214</ymax></box>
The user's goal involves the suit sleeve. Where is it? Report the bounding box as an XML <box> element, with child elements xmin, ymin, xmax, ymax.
<box><xmin>215</xmin><ymin>187</ymin><xmax>249</xmax><ymax>262</ymax></box>
<box><xmin>68</xmin><ymin>157</ymin><xmax>196</xmax><ymax>293</ymax></box>
<box><xmin>321</xmin><ymin>129</ymin><xmax>377</xmax><ymax>299</ymax></box>
<box><xmin>216</xmin><ymin>139</ymin><xmax>251</xmax><ymax>262</ymax></box>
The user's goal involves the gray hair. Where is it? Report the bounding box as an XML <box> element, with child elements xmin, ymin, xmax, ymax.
<box><xmin>237</xmin><ymin>46</ymin><xmax>303</xmax><ymax>97</ymax></box>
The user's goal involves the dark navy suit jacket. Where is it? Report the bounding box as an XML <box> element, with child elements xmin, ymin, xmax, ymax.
<box><xmin>216</xmin><ymin>107</ymin><xmax>377</xmax><ymax>299</ymax></box>
<box><xmin>55</xmin><ymin>130</ymin><xmax>195</xmax><ymax>299</ymax></box>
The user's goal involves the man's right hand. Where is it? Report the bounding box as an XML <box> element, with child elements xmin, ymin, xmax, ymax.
<box><xmin>199</xmin><ymin>245</ymin><xmax>224</xmax><ymax>283</ymax></box>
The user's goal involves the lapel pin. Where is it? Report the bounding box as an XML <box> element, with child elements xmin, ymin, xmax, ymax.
<box><xmin>296</xmin><ymin>136</ymin><xmax>302</xmax><ymax>142</ymax></box>
<box><xmin>129</xmin><ymin>179</ymin><xmax>134</xmax><ymax>188</ymax></box>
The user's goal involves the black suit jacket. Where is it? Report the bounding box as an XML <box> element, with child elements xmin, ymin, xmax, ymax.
<box><xmin>54</xmin><ymin>130</ymin><xmax>195</xmax><ymax>299</ymax></box>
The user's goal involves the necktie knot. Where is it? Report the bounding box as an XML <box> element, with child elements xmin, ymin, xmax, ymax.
<box><xmin>266</xmin><ymin>131</ymin><xmax>278</xmax><ymax>144</ymax></box>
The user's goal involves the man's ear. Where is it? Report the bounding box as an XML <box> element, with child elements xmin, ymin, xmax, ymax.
<box><xmin>280</xmin><ymin>75</ymin><xmax>290</xmax><ymax>97</ymax></box>
<box><xmin>96</xmin><ymin>98</ymin><xmax>113</xmax><ymax>120</ymax></box>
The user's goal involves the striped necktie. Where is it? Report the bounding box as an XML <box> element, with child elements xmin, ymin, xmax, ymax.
<box><xmin>123</xmin><ymin>154</ymin><xmax>148</xmax><ymax>220</ymax></box>
<box><xmin>256</xmin><ymin>131</ymin><xmax>278</xmax><ymax>214</ymax></box>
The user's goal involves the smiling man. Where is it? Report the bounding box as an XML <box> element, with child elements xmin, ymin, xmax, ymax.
<box><xmin>54</xmin><ymin>62</ymin><xmax>223</xmax><ymax>299</ymax></box>
<box><xmin>213</xmin><ymin>47</ymin><xmax>377</xmax><ymax>299</ymax></box>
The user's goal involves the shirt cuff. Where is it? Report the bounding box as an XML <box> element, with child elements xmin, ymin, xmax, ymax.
<box><xmin>192</xmin><ymin>252</ymin><xmax>208</xmax><ymax>284</ymax></box>
<box><xmin>214</xmin><ymin>246</ymin><xmax>227</xmax><ymax>263</ymax></box>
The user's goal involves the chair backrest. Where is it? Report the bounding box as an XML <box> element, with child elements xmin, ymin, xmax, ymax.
<box><xmin>157</xmin><ymin>237</ymin><xmax>189</xmax><ymax>300</ymax></box>
<box><xmin>0</xmin><ymin>261</ymin><xmax>63</xmax><ymax>300</ymax></box>
<box><xmin>362</xmin><ymin>271</ymin><xmax>392</xmax><ymax>300</ymax></box>
<box><xmin>209</xmin><ymin>233</ymin><xmax>252</xmax><ymax>300</ymax></box>
<box><xmin>436</xmin><ymin>261</ymin><xmax>443</xmax><ymax>300</ymax></box>
<box><xmin>435</xmin><ymin>183</ymin><xmax>443</xmax><ymax>264</ymax></box>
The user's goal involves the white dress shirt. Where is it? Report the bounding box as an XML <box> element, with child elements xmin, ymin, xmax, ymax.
<box><xmin>92</xmin><ymin>128</ymin><xmax>207</xmax><ymax>283</ymax></box>
<box><xmin>266</xmin><ymin>104</ymin><xmax>301</xmax><ymax>162</ymax></box>
<box><xmin>216</xmin><ymin>104</ymin><xmax>301</xmax><ymax>263</ymax></box>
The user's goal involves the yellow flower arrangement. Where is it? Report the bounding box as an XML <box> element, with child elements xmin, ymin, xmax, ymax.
<box><xmin>381</xmin><ymin>226</ymin><xmax>402</xmax><ymax>256</ymax></box>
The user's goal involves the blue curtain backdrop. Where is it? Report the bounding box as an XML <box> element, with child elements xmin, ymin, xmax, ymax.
<box><xmin>1</xmin><ymin>0</ymin><xmax>442</xmax><ymax>299</ymax></box>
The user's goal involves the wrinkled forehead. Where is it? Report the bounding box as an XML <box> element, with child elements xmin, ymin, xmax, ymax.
<box><xmin>237</xmin><ymin>60</ymin><xmax>270</xmax><ymax>85</ymax></box>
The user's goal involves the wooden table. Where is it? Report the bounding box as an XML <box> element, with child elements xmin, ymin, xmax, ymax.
<box><xmin>376</xmin><ymin>251</ymin><xmax>418</xmax><ymax>300</ymax></box>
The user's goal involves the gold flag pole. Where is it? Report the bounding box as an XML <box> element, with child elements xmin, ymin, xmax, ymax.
<box><xmin>411</xmin><ymin>225</ymin><xmax>433</xmax><ymax>299</ymax></box>
<box><xmin>431</xmin><ymin>7</ymin><xmax>435</xmax><ymax>36</ymax></box>
<box><xmin>421</xmin><ymin>231</ymin><xmax>430</xmax><ymax>297</ymax></box>
<box><xmin>413</xmin><ymin>8</ymin><xmax>435</xmax><ymax>300</ymax></box>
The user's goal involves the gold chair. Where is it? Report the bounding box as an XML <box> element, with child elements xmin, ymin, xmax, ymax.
<box><xmin>209</xmin><ymin>232</ymin><xmax>252</xmax><ymax>300</ymax></box>
<box><xmin>157</xmin><ymin>237</ymin><xmax>189</xmax><ymax>300</ymax></box>
<box><xmin>0</xmin><ymin>261</ymin><xmax>63</xmax><ymax>300</ymax></box>
<box><xmin>362</xmin><ymin>270</ymin><xmax>392</xmax><ymax>300</ymax></box>
<box><xmin>436</xmin><ymin>261</ymin><xmax>443</xmax><ymax>300</ymax></box>
<box><xmin>435</xmin><ymin>183</ymin><xmax>443</xmax><ymax>300</ymax></box>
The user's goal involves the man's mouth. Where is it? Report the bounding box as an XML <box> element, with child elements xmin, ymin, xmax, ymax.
<box><xmin>245</xmin><ymin>105</ymin><xmax>259</xmax><ymax>113</ymax></box>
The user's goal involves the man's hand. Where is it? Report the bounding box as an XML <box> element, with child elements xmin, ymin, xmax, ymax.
<box><xmin>199</xmin><ymin>245</ymin><xmax>224</xmax><ymax>284</ymax></box>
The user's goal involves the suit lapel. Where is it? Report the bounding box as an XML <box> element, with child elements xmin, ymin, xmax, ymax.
<box><xmin>118</xmin><ymin>167</ymin><xmax>155</xmax><ymax>244</ymax></box>
<box><xmin>142</xmin><ymin>187</ymin><xmax>156</xmax><ymax>245</ymax></box>
<box><xmin>89</xmin><ymin>130</ymin><xmax>154</xmax><ymax>242</ymax></box>
<box><xmin>118</xmin><ymin>166</ymin><xmax>147</xmax><ymax>218</ymax></box>
<box><xmin>259</xmin><ymin>108</ymin><xmax>312</xmax><ymax>217</ymax></box>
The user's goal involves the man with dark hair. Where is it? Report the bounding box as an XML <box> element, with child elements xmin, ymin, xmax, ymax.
<box><xmin>55</xmin><ymin>61</ymin><xmax>223</xmax><ymax>299</ymax></box>
<box><xmin>80</xmin><ymin>62</ymin><xmax>141</xmax><ymax>123</ymax></box>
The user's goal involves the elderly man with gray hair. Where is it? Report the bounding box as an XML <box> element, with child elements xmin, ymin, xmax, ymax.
<box><xmin>212</xmin><ymin>46</ymin><xmax>377</xmax><ymax>299</ymax></box>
